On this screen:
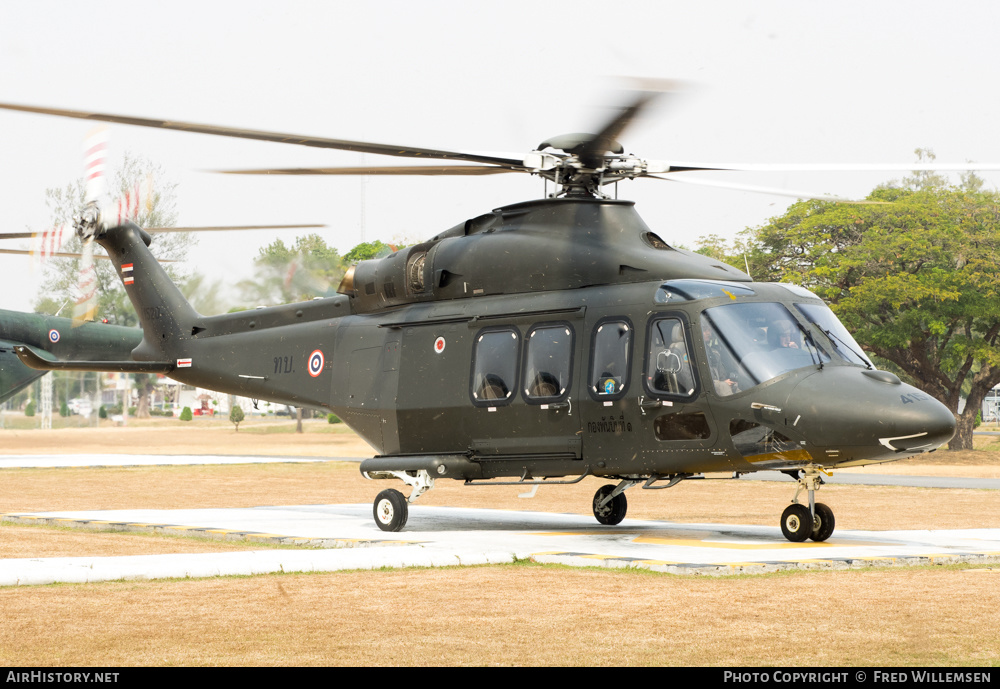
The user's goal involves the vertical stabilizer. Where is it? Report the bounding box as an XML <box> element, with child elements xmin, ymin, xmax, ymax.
<box><xmin>95</xmin><ymin>221</ymin><xmax>200</xmax><ymax>362</ymax></box>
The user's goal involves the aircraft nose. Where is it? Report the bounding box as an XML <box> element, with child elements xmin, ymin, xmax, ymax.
<box><xmin>785</xmin><ymin>368</ymin><xmax>956</xmax><ymax>459</ymax></box>
<box><xmin>876</xmin><ymin>389</ymin><xmax>956</xmax><ymax>452</ymax></box>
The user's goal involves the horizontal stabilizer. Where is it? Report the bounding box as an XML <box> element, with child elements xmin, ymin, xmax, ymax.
<box><xmin>13</xmin><ymin>345</ymin><xmax>175</xmax><ymax>373</ymax></box>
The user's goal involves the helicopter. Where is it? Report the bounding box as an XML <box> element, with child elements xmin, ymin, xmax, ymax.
<box><xmin>0</xmin><ymin>309</ymin><xmax>142</xmax><ymax>404</ymax></box>
<box><xmin>0</xmin><ymin>88</ymin><xmax>977</xmax><ymax>542</ymax></box>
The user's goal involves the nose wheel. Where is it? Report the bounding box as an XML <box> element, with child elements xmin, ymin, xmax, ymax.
<box><xmin>780</xmin><ymin>467</ymin><xmax>836</xmax><ymax>543</ymax></box>
<box><xmin>780</xmin><ymin>503</ymin><xmax>814</xmax><ymax>542</ymax></box>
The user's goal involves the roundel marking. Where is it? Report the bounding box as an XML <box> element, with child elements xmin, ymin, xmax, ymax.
<box><xmin>48</xmin><ymin>329</ymin><xmax>60</xmax><ymax>344</ymax></box>
<box><xmin>307</xmin><ymin>349</ymin><xmax>325</xmax><ymax>377</ymax></box>
<box><xmin>433</xmin><ymin>336</ymin><xmax>446</xmax><ymax>354</ymax></box>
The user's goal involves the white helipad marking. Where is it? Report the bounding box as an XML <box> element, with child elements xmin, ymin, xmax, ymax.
<box><xmin>3</xmin><ymin>505</ymin><xmax>999</xmax><ymax>585</ymax></box>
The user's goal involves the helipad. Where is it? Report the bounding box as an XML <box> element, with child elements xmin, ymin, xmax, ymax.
<box><xmin>3</xmin><ymin>504</ymin><xmax>999</xmax><ymax>585</ymax></box>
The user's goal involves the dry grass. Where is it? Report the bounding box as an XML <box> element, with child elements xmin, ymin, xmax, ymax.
<box><xmin>1</xmin><ymin>422</ymin><xmax>999</xmax><ymax>666</ymax></box>
<box><xmin>0</xmin><ymin>418</ymin><xmax>370</xmax><ymax>457</ymax></box>
<box><xmin>1</xmin><ymin>566</ymin><xmax>998</xmax><ymax>666</ymax></box>
<box><xmin>0</xmin><ymin>526</ymin><xmax>269</xmax><ymax>559</ymax></box>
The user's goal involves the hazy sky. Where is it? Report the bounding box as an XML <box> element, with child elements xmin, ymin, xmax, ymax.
<box><xmin>2</xmin><ymin>0</ymin><xmax>999</xmax><ymax>313</ymax></box>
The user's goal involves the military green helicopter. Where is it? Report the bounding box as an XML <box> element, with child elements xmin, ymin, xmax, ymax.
<box><xmin>0</xmin><ymin>89</ymin><xmax>978</xmax><ymax>542</ymax></box>
<box><xmin>0</xmin><ymin>309</ymin><xmax>142</xmax><ymax>404</ymax></box>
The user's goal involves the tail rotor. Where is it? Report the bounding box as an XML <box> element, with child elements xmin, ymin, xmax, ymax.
<box><xmin>72</xmin><ymin>126</ymin><xmax>110</xmax><ymax>325</ymax></box>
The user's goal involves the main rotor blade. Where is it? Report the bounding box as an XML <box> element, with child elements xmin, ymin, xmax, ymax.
<box><xmin>0</xmin><ymin>248</ymin><xmax>177</xmax><ymax>262</ymax></box>
<box><xmin>648</xmin><ymin>160</ymin><xmax>1000</xmax><ymax>173</ymax></box>
<box><xmin>0</xmin><ymin>102</ymin><xmax>526</xmax><ymax>168</ymax></box>
<box><xmin>652</xmin><ymin>173</ymin><xmax>887</xmax><ymax>204</ymax></box>
<box><xmin>213</xmin><ymin>165</ymin><xmax>522</xmax><ymax>176</ymax></box>
<box><xmin>0</xmin><ymin>248</ymin><xmax>107</xmax><ymax>260</ymax></box>
<box><xmin>577</xmin><ymin>91</ymin><xmax>659</xmax><ymax>169</ymax></box>
<box><xmin>572</xmin><ymin>80</ymin><xmax>687</xmax><ymax>169</ymax></box>
<box><xmin>145</xmin><ymin>223</ymin><xmax>328</xmax><ymax>233</ymax></box>
<box><xmin>0</xmin><ymin>224</ymin><xmax>325</xmax><ymax>241</ymax></box>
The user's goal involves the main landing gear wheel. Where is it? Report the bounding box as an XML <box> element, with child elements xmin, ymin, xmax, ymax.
<box><xmin>810</xmin><ymin>502</ymin><xmax>835</xmax><ymax>542</ymax></box>
<box><xmin>780</xmin><ymin>503</ymin><xmax>814</xmax><ymax>542</ymax></box>
<box><xmin>374</xmin><ymin>489</ymin><xmax>408</xmax><ymax>532</ymax></box>
<box><xmin>593</xmin><ymin>484</ymin><xmax>628</xmax><ymax>525</ymax></box>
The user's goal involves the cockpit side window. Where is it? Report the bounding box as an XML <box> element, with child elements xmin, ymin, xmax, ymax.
<box><xmin>589</xmin><ymin>319</ymin><xmax>632</xmax><ymax>400</ymax></box>
<box><xmin>700</xmin><ymin>317</ymin><xmax>749</xmax><ymax>397</ymax></box>
<box><xmin>523</xmin><ymin>324</ymin><xmax>573</xmax><ymax>402</ymax></box>
<box><xmin>471</xmin><ymin>327</ymin><xmax>520</xmax><ymax>406</ymax></box>
<box><xmin>645</xmin><ymin>317</ymin><xmax>698</xmax><ymax>398</ymax></box>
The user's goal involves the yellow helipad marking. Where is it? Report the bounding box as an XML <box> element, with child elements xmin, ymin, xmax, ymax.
<box><xmin>530</xmin><ymin>530</ymin><xmax>638</xmax><ymax>537</ymax></box>
<box><xmin>631</xmin><ymin>535</ymin><xmax>884</xmax><ymax>549</ymax></box>
<box><xmin>532</xmin><ymin>529</ymin><xmax>891</xmax><ymax>549</ymax></box>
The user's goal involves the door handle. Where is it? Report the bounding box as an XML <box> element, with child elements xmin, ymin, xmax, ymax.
<box><xmin>638</xmin><ymin>396</ymin><xmax>662</xmax><ymax>415</ymax></box>
<box><xmin>541</xmin><ymin>399</ymin><xmax>571</xmax><ymax>415</ymax></box>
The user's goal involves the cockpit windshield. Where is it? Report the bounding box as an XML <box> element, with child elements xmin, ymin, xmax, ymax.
<box><xmin>701</xmin><ymin>302</ymin><xmax>829</xmax><ymax>396</ymax></box>
<box><xmin>794</xmin><ymin>302</ymin><xmax>873</xmax><ymax>368</ymax></box>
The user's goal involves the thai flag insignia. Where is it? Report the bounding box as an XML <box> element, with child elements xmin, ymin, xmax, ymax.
<box><xmin>122</xmin><ymin>263</ymin><xmax>134</xmax><ymax>285</ymax></box>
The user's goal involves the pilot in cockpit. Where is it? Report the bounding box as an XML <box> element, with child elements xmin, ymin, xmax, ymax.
<box><xmin>769</xmin><ymin>319</ymin><xmax>800</xmax><ymax>350</ymax></box>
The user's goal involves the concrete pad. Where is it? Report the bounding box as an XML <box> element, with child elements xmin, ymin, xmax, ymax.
<box><xmin>3</xmin><ymin>504</ymin><xmax>1000</xmax><ymax>585</ymax></box>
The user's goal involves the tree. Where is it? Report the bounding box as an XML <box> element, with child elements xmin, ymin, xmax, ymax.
<box><xmin>342</xmin><ymin>240</ymin><xmax>396</xmax><ymax>263</ymax></box>
<box><xmin>132</xmin><ymin>373</ymin><xmax>157</xmax><ymax>419</ymax></box>
<box><xmin>741</xmin><ymin>176</ymin><xmax>1000</xmax><ymax>450</ymax></box>
<box><xmin>239</xmin><ymin>234</ymin><xmax>346</xmax><ymax>306</ymax></box>
<box><xmin>229</xmin><ymin>404</ymin><xmax>245</xmax><ymax>432</ymax></box>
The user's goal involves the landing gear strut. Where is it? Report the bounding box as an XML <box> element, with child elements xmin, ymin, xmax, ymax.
<box><xmin>780</xmin><ymin>466</ymin><xmax>836</xmax><ymax>543</ymax></box>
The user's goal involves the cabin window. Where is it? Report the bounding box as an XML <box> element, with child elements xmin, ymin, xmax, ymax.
<box><xmin>589</xmin><ymin>319</ymin><xmax>632</xmax><ymax>400</ymax></box>
<box><xmin>523</xmin><ymin>324</ymin><xmax>573</xmax><ymax>402</ymax></box>
<box><xmin>645</xmin><ymin>317</ymin><xmax>697</xmax><ymax>398</ymax></box>
<box><xmin>471</xmin><ymin>328</ymin><xmax>520</xmax><ymax>406</ymax></box>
